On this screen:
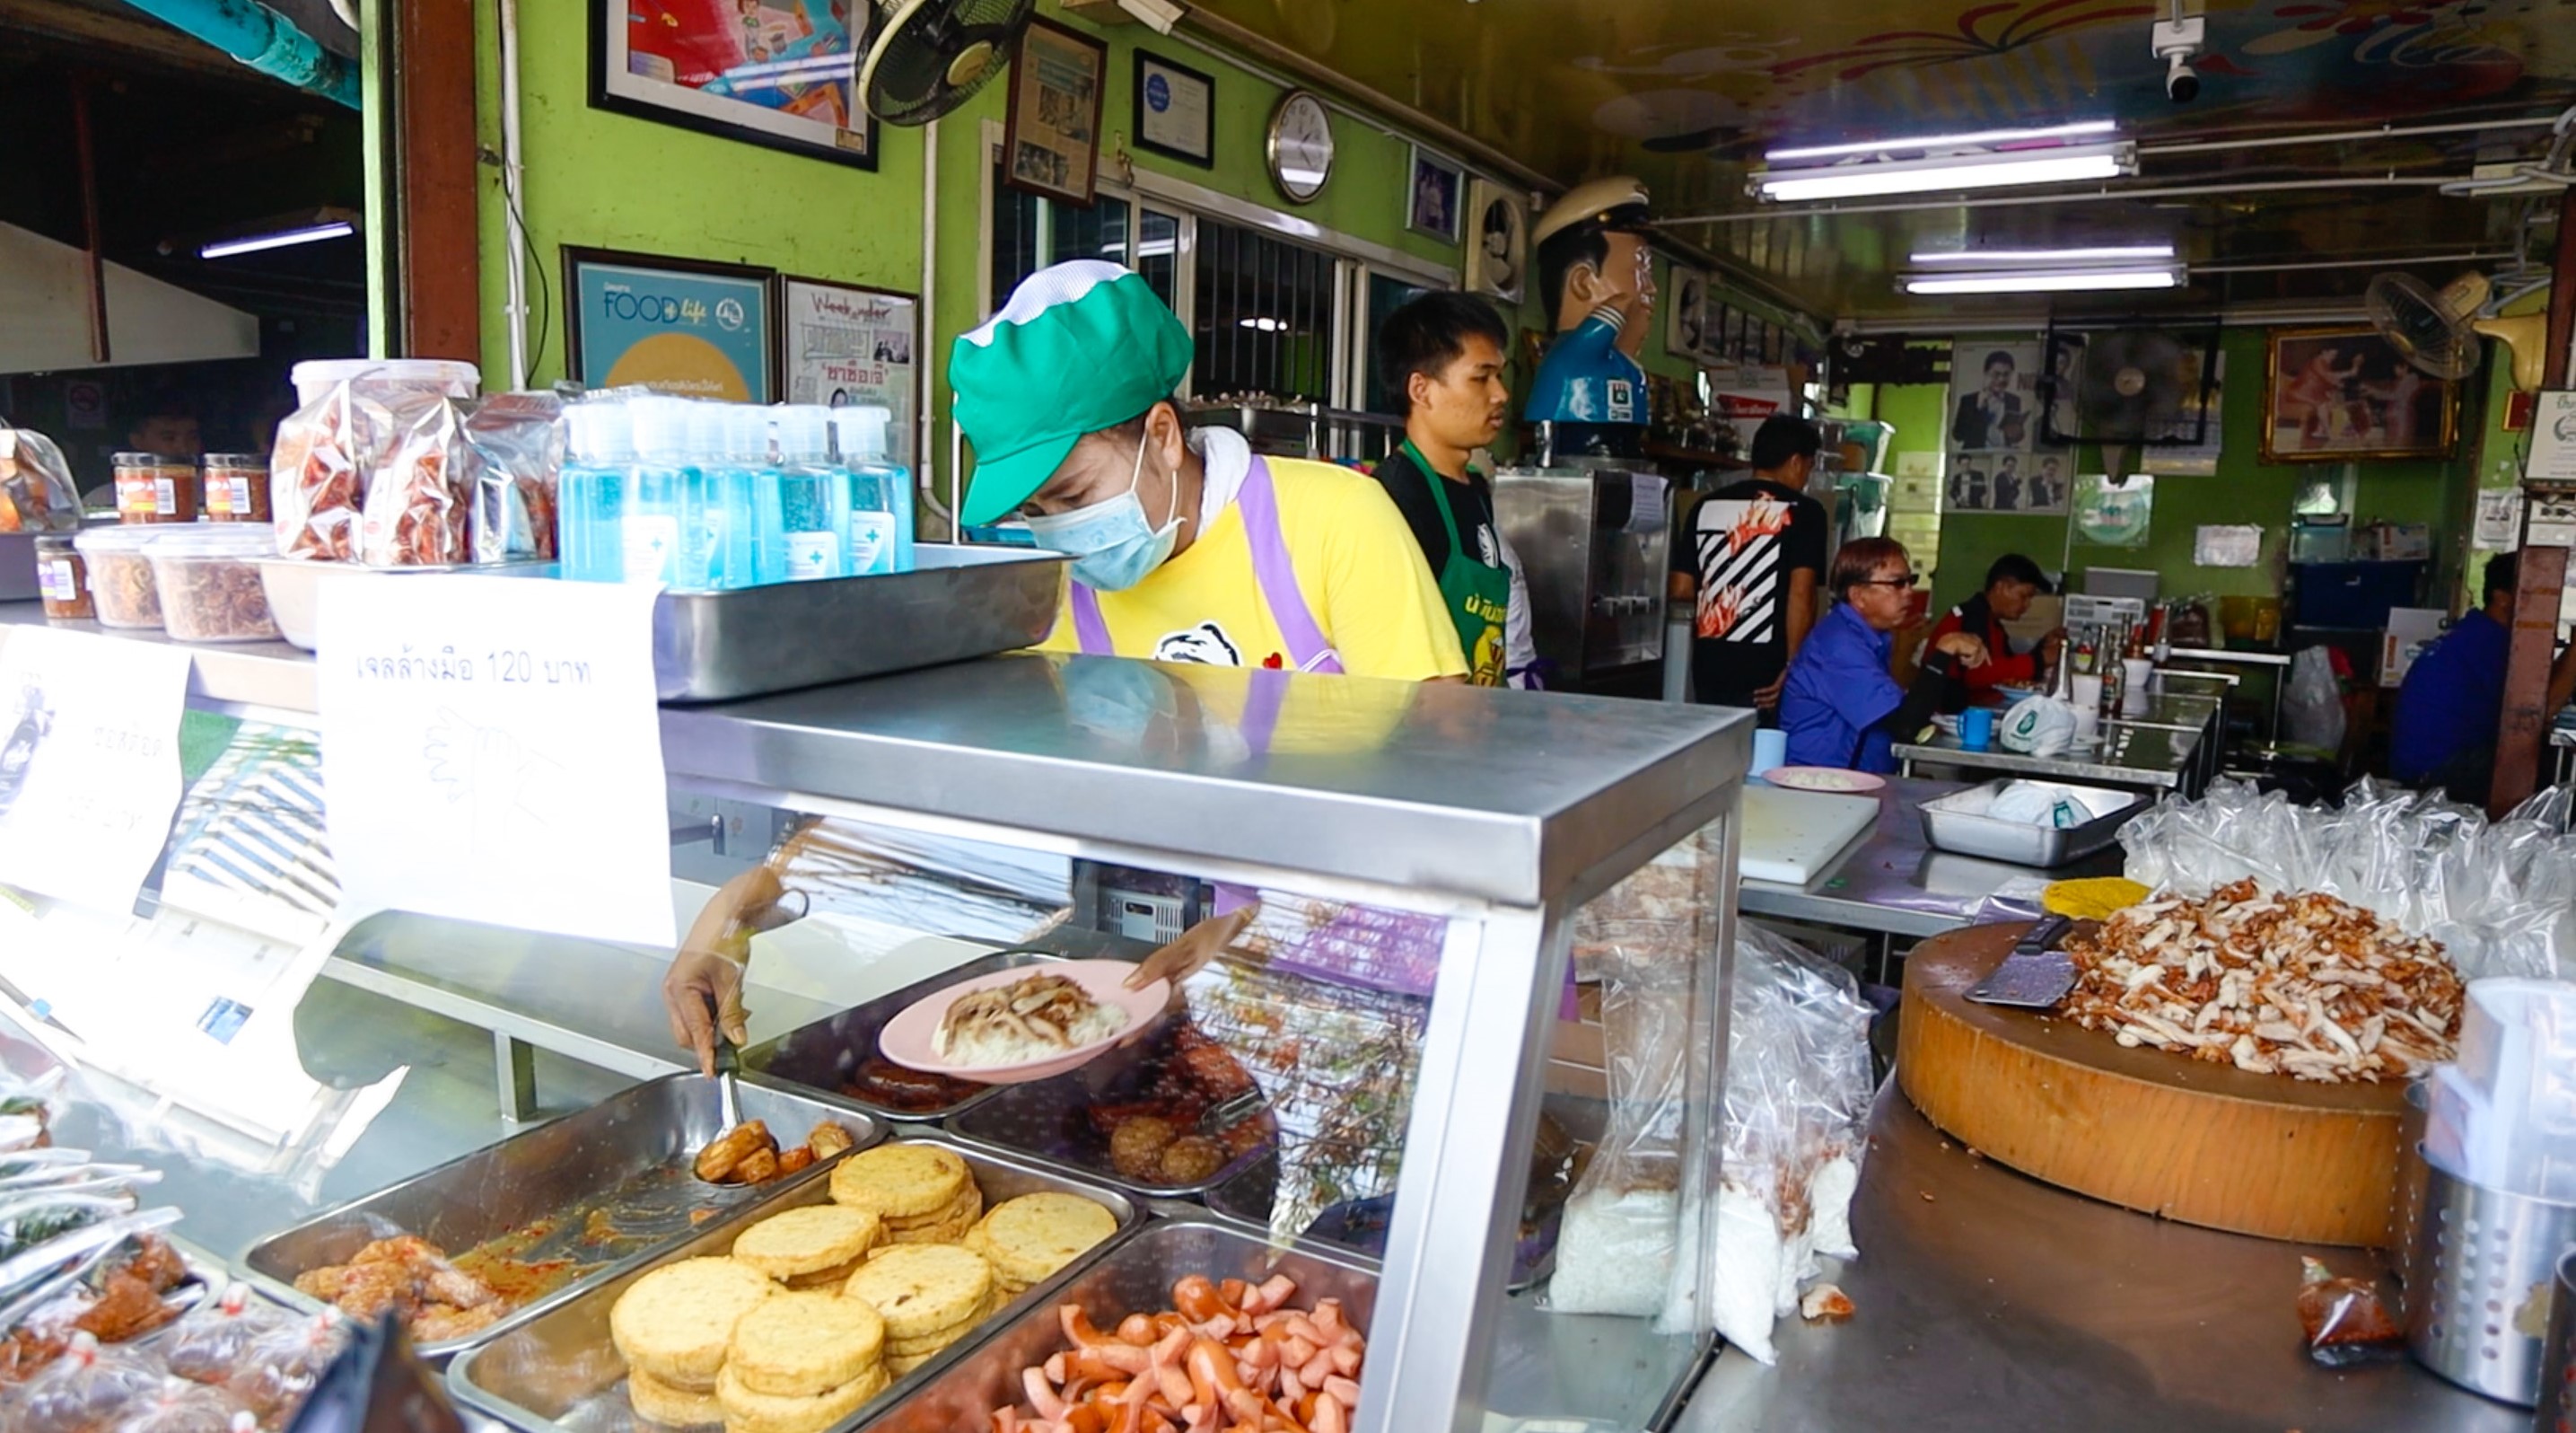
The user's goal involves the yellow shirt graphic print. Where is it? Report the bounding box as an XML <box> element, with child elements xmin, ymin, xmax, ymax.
<box><xmin>1038</xmin><ymin>459</ymin><xmax>1466</xmax><ymax>682</ymax></box>
<box><xmin>1462</xmin><ymin>591</ymin><xmax>1508</xmax><ymax>687</ymax></box>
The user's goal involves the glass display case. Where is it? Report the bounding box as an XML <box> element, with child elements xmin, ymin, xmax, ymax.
<box><xmin>0</xmin><ymin>604</ymin><xmax>1751</xmax><ymax>1433</ymax></box>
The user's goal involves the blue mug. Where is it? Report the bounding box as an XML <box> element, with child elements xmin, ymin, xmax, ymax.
<box><xmin>1960</xmin><ymin>707</ymin><xmax>1995</xmax><ymax>750</ymax></box>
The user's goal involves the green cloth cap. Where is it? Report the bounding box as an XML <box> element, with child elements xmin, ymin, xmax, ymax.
<box><xmin>951</xmin><ymin>261</ymin><xmax>1195</xmax><ymax>526</ymax></box>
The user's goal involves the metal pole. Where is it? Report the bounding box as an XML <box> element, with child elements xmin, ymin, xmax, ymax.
<box><xmin>2487</xmin><ymin>189</ymin><xmax>2576</xmax><ymax>814</ymax></box>
<box><xmin>71</xmin><ymin>77</ymin><xmax>109</xmax><ymax>365</ymax></box>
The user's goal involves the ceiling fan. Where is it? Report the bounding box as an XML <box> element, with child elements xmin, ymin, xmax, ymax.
<box><xmin>2363</xmin><ymin>271</ymin><xmax>2548</xmax><ymax>391</ymax></box>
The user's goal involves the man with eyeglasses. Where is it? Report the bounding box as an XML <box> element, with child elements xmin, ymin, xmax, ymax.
<box><xmin>1779</xmin><ymin>537</ymin><xmax>1990</xmax><ymax>772</ymax></box>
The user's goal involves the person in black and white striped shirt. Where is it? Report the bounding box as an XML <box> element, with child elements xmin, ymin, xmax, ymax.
<box><xmin>1668</xmin><ymin>415</ymin><xmax>1830</xmax><ymax>717</ymax></box>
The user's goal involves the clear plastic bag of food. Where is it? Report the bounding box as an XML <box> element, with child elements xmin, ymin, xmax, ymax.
<box><xmin>460</xmin><ymin>392</ymin><xmax>563</xmax><ymax>564</ymax></box>
<box><xmin>360</xmin><ymin>400</ymin><xmax>470</xmax><ymax>567</ymax></box>
<box><xmin>0</xmin><ymin>428</ymin><xmax>80</xmax><ymax>533</ymax></box>
<box><xmin>2297</xmin><ymin>1256</ymin><xmax>2402</xmax><ymax>1366</ymax></box>
<box><xmin>110</xmin><ymin>1376</ymin><xmax>246</xmax><ymax>1433</ymax></box>
<box><xmin>1546</xmin><ymin>828</ymin><xmax>1728</xmax><ymax>1319</ymax></box>
<box><xmin>10</xmin><ymin>1332</ymin><xmax>168</xmax><ymax>1433</ymax></box>
<box><xmin>162</xmin><ymin>1286</ymin><xmax>290</xmax><ymax>1385</ymax></box>
<box><xmin>223</xmin><ymin>1312</ymin><xmax>346</xmax><ymax>1428</ymax></box>
<box><xmin>271</xmin><ymin>364</ymin><xmax>473</xmax><ymax>563</ymax></box>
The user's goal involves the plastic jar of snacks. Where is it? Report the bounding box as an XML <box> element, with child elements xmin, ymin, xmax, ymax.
<box><xmin>74</xmin><ymin>526</ymin><xmax>164</xmax><ymax>629</ymax></box>
<box><xmin>112</xmin><ymin>452</ymin><xmax>200</xmax><ymax>524</ymax></box>
<box><xmin>202</xmin><ymin>453</ymin><xmax>271</xmax><ymax>523</ymax></box>
<box><xmin>146</xmin><ymin>528</ymin><xmax>281</xmax><ymax>643</ymax></box>
<box><xmin>34</xmin><ymin>533</ymin><xmax>92</xmax><ymax>620</ymax></box>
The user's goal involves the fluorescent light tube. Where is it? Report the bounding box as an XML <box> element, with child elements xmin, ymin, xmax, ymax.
<box><xmin>1902</xmin><ymin>265</ymin><xmax>2183</xmax><ymax>295</ymax></box>
<box><xmin>1768</xmin><ymin>119</ymin><xmax>2117</xmax><ymax>163</ymax></box>
<box><xmin>200</xmin><ymin>221</ymin><xmax>356</xmax><ymax>259</ymax></box>
<box><xmin>1910</xmin><ymin>244</ymin><xmax>2176</xmax><ymax>265</ymax></box>
<box><xmin>1754</xmin><ymin>144</ymin><xmax>2133</xmax><ymax>202</ymax></box>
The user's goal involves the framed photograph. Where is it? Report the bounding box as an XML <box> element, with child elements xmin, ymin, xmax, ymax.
<box><xmin>1947</xmin><ymin>338</ymin><xmax>2042</xmax><ymax>455</ymax></box>
<box><xmin>1664</xmin><ymin>266</ymin><xmax>1709</xmax><ymax>361</ymax></box>
<box><xmin>564</xmin><ymin>247</ymin><xmax>775</xmax><ymax>400</ymax></box>
<box><xmin>776</xmin><ymin>276</ymin><xmax>918</xmax><ymax>459</ymax></box>
<box><xmin>1463</xmin><ymin>179</ymin><xmax>1526</xmax><ymax>303</ymax></box>
<box><xmin>589</xmin><ymin>0</ymin><xmax>875</xmax><ymax>169</ymax></box>
<box><xmin>1132</xmin><ymin>51</ymin><xmax>1214</xmax><ymax>168</ymax></box>
<box><xmin>2263</xmin><ymin>326</ymin><xmax>2460</xmax><ymax>462</ymax></box>
<box><xmin>1407</xmin><ymin>146</ymin><xmax>1463</xmax><ymax>243</ymax></box>
<box><xmin>1003</xmin><ymin>18</ymin><xmax>1107</xmax><ymax>206</ymax></box>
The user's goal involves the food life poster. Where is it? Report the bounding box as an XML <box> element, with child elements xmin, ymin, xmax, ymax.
<box><xmin>569</xmin><ymin>252</ymin><xmax>774</xmax><ymax>401</ymax></box>
<box><xmin>317</xmin><ymin>575</ymin><xmax>677</xmax><ymax>946</ymax></box>
<box><xmin>782</xmin><ymin>279</ymin><xmax>917</xmax><ymax>462</ymax></box>
<box><xmin>0</xmin><ymin>626</ymin><xmax>191</xmax><ymax>915</ymax></box>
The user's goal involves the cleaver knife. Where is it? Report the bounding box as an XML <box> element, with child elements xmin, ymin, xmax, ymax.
<box><xmin>1967</xmin><ymin>913</ymin><xmax>2077</xmax><ymax>1008</ymax></box>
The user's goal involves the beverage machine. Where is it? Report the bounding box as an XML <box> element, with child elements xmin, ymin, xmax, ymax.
<box><xmin>1492</xmin><ymin>461</ymin><xmax>1671</xmax><ymax>696</ymax></box>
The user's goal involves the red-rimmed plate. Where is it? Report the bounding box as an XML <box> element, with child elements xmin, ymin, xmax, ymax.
<box><xmin>878</xmin><ymin>959</ymin><xmax>1169</xmax><ymax>1085</ymax></box>
<box><xmin>1764</xmin><ymin>766</ymin><xmax>1888</xmax><ymax>794</ymax></box>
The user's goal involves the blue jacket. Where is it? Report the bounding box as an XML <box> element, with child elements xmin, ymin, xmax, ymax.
<box><xmin>2391</xmin><ymin>609</ymin><xmax>2508</xmax><ymax>783</ymax></box>
<box><xmin>1781</xmin><ymin>602</ymin><xmax>1905</xmax><ymax>772</ymax></box>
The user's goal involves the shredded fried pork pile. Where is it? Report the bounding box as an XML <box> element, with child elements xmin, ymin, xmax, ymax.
<box><xmin>2060</xmin><ymin>878</ymin><xmax>2462</xmax><ymax>1083</ymax></box>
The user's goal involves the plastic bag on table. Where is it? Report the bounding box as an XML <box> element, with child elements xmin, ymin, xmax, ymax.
<box><xmin>163</xmin><ymin>1285</ymin><xmax>293</xmax><ymax>1386</ymax></box>
<box><xmin>359</xmin><ymin>400</ymin><xmax>470</xmax><ymax>567</ymax></box>
<box><xmin>224</xmin><ymin>1313</ymin><xmax>348</xmax><ymax>1429</ymax></box>
<box><xmin>11</xmin><ymin>1332</ymin><xmax>168</xmax><ymax>1433</ymax></box>
<box><xmin>460</xmin><ymin>392</ymin><xmax>563</xmax><ymax>564</ymax></box>
<box><xmin>2282</xmin><ymin>646</ymin><xmax>2346</xmax><ymax>752</ymax></box>
<box><xmin>1546</xmin><ymin>830</ymin><xmax>1730</xmax><ymax>1318</ymax></box>
<box><xmin>1661</xmin><ymin>924</ymin><xmax>1875</xmax><ymax>1362</ymax></box>
<box><xmin>0</xmin><ymin>429</ymin><xmax>81</xmax><ymax>532</ymax></box>
<box><xmin>110</xmin><ymin>1376</ymin><xmax>246</xmax><ymax>1433</ymax></box>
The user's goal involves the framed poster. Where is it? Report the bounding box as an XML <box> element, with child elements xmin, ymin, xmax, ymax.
<box><xmin>1464</xmin><ymin>179</ymin><xmax>1525</xmax><ymax>303</ymax></box>
<box><xmin>564</xmin><ymin>247</ymin><xmax>775</xmax><ymax>400</ymax></box>
<box><xmin>1947</xmin><ymin>338</ymin><xmax>2041</xmax><ymax>456</ymax></box>
<box><xmin>1133</xmin><ymin>51</ymin><xmax>1214</xmax><ymax>167</ymax></box>
<box><xmin>1407</xmin><ymin>146</ymin><xmax>1462</xmax><ymax>243</ymax></box>
<box><xmin>590</xmin><ymin>0</ymin><xmax>875</xmax><ymax>168</ymax></box>
<box><xmin>1944</xmin><ymin>450</ymin><xmax>2070</xmax><ymax>515</ymax></box>
<box><xmin>777</xmin><ymin>276</ymin><xmax>918</xmax><ymax>459</ymax></box>
<box><xmin>1003</xmin><ymin>18</ymin><xmax>1107</xmax><ymax>205</ymax></box>
<box><xmin>1665</xmin><ymin>266</ymin><xmax>1708</xmax><ymax>361</ymax></box>
<box><xmin>2263</xmin><ymin>326</ymin><xmax>2460</xmax><ymax>462</ymax></box>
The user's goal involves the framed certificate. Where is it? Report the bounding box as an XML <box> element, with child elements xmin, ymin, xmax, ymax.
<box><xmin>1133</xmin><ymin>51</ymin><xmax>1214</xmax><ymax>167</ymax></box>
<box><xmin>776</xmin><ymin>276</ymin><xmax>919</xmax><ymax>461</ymax></box>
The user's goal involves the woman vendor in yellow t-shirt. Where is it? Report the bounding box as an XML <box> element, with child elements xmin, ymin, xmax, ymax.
<box><xmin>949</xmin><ymin>261</ymin><xmax>1467</xmax><ymax>682</ymax></box>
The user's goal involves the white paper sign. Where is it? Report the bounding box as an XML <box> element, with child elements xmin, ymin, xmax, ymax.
<box><xmin>2528</xmin><ymin>391</ymin><xmax>2576</xmax><ymax>483</ymax></box>
<box><xmin>2475</xmin><ymin>489</ymin><xmax>2524</xmax><ymax>551</ymax></box>
<box><xmin>318</xmin><ymin>576</ymin><xmax>677</xmax><ymax>946</ymax></box>
<box><xmin>0</xmin><ymin>626</ymin><xmax>191</xmax><ymax>914</ymax></box>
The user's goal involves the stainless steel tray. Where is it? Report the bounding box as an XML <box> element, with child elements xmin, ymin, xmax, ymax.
<box><xmin>850</xmin><ymin>1216</ymin><xmax>1378</xmax><ymax>1433</ymax></box>
<box><xmin>946</xmin><ymin>1015</ymin><xmax>1273</xmax><ymax>1199</ymax></box>
<box><xmin>1917</xmin><ymin>777</ymin><xmax>2149</xmax><ymax>868</ymax></box>
<box><xmin>241</xmin><ymin>1073</ymin><xmax>880</xmax><ymax>1360</ymax></box>
<box><xmin>653</xmin><ymin>544</ymin><xmax>1065</xmax><ymax>702</ymax></box>
<box><xmin>747</xmin><ymin>950</ymin><xmax>1061</xmax><ymax>1123</ymax></box>
<box><xmin>446</xmin><ymin>1132</ymin><xmax>1141</xmax><ymax>1433</ymax></box>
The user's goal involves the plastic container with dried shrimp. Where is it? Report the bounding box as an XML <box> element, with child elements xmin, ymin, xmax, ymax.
<box><xmin>75</xmin><ymin>526</ymin><xmax>165</xmax><ymax>629</ymax></box>
<box><xmin>145</xmin><ymin>528</ymin><xmax>281</xmax><ymax>643</ymax></box>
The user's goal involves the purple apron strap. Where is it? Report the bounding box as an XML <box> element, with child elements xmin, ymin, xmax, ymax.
<box><xmin>1238</xmin><ymin>457</ymin><xmax>1344</xmax><ymax>675</ymax></box>
<box><xmin>1068</xmin><ymin>581</ymin><xmax>1113</xmax><ymax>655</ymax></box>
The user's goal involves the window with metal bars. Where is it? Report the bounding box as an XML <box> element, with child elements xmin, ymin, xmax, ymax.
<box><xmin>1187</xmin><ymin>220</ymin><xmax>1334</xmax><ymax>404</ymax></box>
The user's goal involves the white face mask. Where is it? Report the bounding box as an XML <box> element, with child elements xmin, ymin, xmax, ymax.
<box><xmin>1021</xmin><ymin>429</ymin><xmax>1183</xmax><ymax>591</ymax></box>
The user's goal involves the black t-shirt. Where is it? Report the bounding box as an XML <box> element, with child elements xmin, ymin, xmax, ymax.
<box><xmin>1674</xmin><ymin>478</ymin><xmax>1829</xmax><ymax>708</ymax></box>
<box><xmin>1375</xmin><ymin>445</ymin><xmax>1502</xmax><ymax>578</ymax></box>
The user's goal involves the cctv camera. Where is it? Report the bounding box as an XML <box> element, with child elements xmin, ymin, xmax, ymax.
<box><xmin>2164</xmin><ymin>51</ymin><xmax>2201</xmax><ymax>102</ymax></box>
<box><xmin>2151</xmin><ymin>13</ymin><xmax>2205</xmax><ymax>103</ymax></box>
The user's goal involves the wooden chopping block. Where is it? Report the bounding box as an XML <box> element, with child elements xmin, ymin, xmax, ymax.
<box><xmin>1897</xmin><ymin>920</ymin><xmax>2407</xmax><ymax>1246</ymax></box>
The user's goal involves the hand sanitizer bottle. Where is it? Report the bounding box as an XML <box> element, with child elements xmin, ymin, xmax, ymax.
<box><xmin>624</xmin><ymin>397</ymin><xmax>693</xmax><ymax>586</ymax></box>
<box><xmin>774</xmin><ymin>406</ymin><xmax>848</xmax><ymax>580</ymax></box>
<box><xmin>832</xmin><ymin>405</ymin><xmax>913</xmax><ymax>575</ymax></box>
<box><xmin>558</xmin><ymin>399</ymin><xmax>635</xmax><ymax>583</ymax></box>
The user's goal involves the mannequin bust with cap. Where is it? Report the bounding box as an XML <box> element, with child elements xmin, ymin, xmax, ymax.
<box><xmin>1523</xmin><ymin>176</ymin><xmax>1656</xmax><ymax>461</ymax></box>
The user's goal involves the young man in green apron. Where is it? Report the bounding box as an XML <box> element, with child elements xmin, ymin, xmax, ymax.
<box><xmin>1371</xmin><ymin>292</ymin><xmax>1537</xmax><ymax>688</ymax></box>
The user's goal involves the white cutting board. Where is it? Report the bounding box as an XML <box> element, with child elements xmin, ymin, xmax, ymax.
<box><xmin>1739</xmin><ymin>784</ymin><xmax>1883</xmax><ymax>884</ymax></box>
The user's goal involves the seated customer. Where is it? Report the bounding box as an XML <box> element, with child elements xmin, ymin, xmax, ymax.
<box><xmin>1780</xmin><ymin>537</ymin><xmax>1990</xmax><ymax>773</ymax></box>
<box><xmin>2391</xmin><ymin>552</ymin><xmax>2576</xmax><ymax>804</ymax></box>
<box><xmin>1926</xmin><ymin>553</ymin><xmax>2066</xmax><ymax>711</ymax></box>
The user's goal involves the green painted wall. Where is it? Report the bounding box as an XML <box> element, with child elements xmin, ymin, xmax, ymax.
<box><xmin>1870</xmin><ymin>330</ymin><xmax>2493</xmax><ymax>620</ymax></box>
<box><xmin>470</xmin><ymin>4</ymin><xmax>1783</xmax><ymax>509</ymax></box>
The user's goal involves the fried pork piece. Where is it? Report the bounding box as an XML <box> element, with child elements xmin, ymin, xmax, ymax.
<box><xmin>694</xmin><ymin>1119</ymin><xmax>775</xmax><ymax>1182</ymax></box>
<box><xmin>409</xmin><ymin>1300</ymin><xmax>506</xmax><ymax>1344</ymax></box>
<box><xmin>293</xmin><ymin>1231</ymin><xmax>504</xmax><ymax>1334</ymax></box>
<box><xmin>2060</xmin><ymin>878</ymin><xmax>2463</xmax><ymax>1084</ymax></box>
<box><xmin>70</xmin><ymin>1268</ymin><xmax>182</xmax><ymax>1342</ymax></box>
<box><xmin>808</xmin><ymin>1121</ymin><xmax>855</xmax><ymax>1160</ymax></box>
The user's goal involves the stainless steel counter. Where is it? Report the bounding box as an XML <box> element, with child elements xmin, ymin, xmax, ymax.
<box><xmin>1895</xmin><ymin>694</ymin><xmax>2221</xmax><ymax>797</ymax></box>
<box><xmin>0</xmin><ymin>601</ymin><xmax>316</xmax><ymax>714</ymax></box>
<box><xmin>1738</xmin><ymin>777</ymin><xmax>2114</xmax><ymax>940</ymax></box>
<box><xmin>1678</xmin><ymin>1088</ymin><xmax>2516</xmax><ymax>1433</ymax></box>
